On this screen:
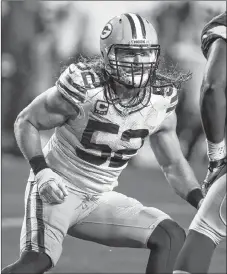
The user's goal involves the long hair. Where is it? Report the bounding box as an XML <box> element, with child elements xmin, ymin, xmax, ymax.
<box><xmin>155</xmin><ymin>55</ymin><xmax>192</xmax><ymax>90</ymax></box>
<box><xmin>75</xmin><ymin>54</ymin><xmax>192</xmax><ymax>90</ymax></box>
<box><xmin>76</xmin><ymin>54</ymin><xmax>108</xmax><ymax>85</ymax></box>
<box><xmin>64</xmin><ymin>54</ymin><xmax>191</xmax><ymax>115</ymax></box>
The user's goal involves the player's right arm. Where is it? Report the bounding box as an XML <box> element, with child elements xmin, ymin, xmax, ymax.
<box><xmin>14</xmin><ymin>86</ymin><xmax>78</xmax><ymax>160</ymax></box>
<box><xmin>14</xmin><ymin>62</ymin><xmax>97</xmax><ymax>204</ymax></box>
<box><xmin>15</xmin><ymin>61</ymin><xmax>92</xmax><ymax>161</ymax></box>
<box><xmin>14</xmin><ymin>86</ymin><xmax>78</xmax><ymax>204</ymax></box>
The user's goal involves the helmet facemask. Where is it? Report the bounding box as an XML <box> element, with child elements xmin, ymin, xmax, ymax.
<box><xmin>100</xmin><ymin>13</ymin><xmax>161</xmax><ymax>114</ymax></box>
<box><xmin>105</xmin><ymin>44</ymin><xmax>160</xmax><ymax>89</ymax></box>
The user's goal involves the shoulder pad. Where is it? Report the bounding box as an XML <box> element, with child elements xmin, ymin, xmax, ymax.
<box><xmin>56</xmin><ymin>63</ymin><xmax>101</xmax><ymax>105</ymax></box>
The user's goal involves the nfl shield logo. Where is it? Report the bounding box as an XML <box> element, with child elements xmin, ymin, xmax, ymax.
<box><xmin>94</xmin><ymin>100</ymin><xmax>109</xmax><ymax>115</ymax></box>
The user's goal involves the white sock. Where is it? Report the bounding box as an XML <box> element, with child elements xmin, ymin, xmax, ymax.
<box><xmin>206</xmin><ymin>139</ymin><xmax>226</xmax><ymax>161</ymax></box>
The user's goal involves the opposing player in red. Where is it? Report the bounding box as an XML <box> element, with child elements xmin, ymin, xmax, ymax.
<box><xmin>2</xmin><ymin>13</ymin><xmax>204</xmax><ymax>274</ymax></box>
<box><xmin>173</xmin><ymin>11</ymin><xmax>226</xmax><ymax>274</ymax></box>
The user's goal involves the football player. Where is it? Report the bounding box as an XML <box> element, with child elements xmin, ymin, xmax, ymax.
<box><xmin>2</xmin><ymin>13</ymin><xmax>204</xmax><ymax>274</ymax></box>
<box><xmin>173</xmin><ymin>11</ymin><xmax>226</xmax><ymax>274</ymax></box>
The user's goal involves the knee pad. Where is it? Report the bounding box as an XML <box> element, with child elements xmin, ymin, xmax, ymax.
<box><xmin>21</xmin><ymin>251</ymin><xmax>52</xmax><ymax>270</ymax></box>
<box><xmin>148</xmin><ymin>219</ymin><xmax>186</xmax><ymax>250</ymax></box>
<box><xmin>160</xmin><ymin>219</ymin><xmax>186</xmax><ymax>247</ymax></box>
<box><xmin>147</xmin><ymin>219</ymin><xmax>186</xmax><ymax>271</ymax></box>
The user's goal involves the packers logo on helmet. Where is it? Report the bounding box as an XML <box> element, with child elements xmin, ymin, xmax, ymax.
<box><xmin>101</xmin><ymin>23</ymin><xmax>113</xmax><ymax>40</ymax></box>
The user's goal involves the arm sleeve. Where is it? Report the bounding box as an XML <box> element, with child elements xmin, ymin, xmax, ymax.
<box><xmin>201</xmin><ymin>12</ymin><xmax>226</xmax><ymax>59</ymax></box>
<box><xmin>165</xmin><ymin>86</ymin><xmax>179</xmax><ymax>118</ymax></box>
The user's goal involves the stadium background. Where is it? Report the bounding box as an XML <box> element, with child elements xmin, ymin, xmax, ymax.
<box><xmin>1</xmin><ymin>1</ymin><xmax>226</xmax><ymax>273</ymax></box>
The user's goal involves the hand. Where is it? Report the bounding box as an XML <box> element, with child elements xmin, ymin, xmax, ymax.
<box><xmin>35</xmin><ymin>168</ymin><xmax>69</xmax><ymax>204</ymax></box>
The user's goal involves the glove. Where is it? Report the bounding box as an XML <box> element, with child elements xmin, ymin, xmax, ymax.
<box><xmin>35</xmin><ymin>168</ymin><xmax>69</xmax><ymax>204</ymax></box>
<box><xmin>201</xmin><ymin>157</ymin><xmax>227</xmax><ymax>196</ymax></box>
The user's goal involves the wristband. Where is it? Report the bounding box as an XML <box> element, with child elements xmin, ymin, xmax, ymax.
<box><xmin>29</xmin><ymin>155</ymin><xmax>48</xmax><ymax>175</ymax></box>
<box><xmin>186</xmin><ymin>188</ymin><xmax>204</xmax><ymax>209</ymax></box>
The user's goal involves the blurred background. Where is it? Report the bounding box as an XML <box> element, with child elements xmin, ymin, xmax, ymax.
<box><xmin>1</xmin><ymin>0</ymin><xmax>226</xmax><ymax>161</ymax></box>
<box><xmin>1</xmin><ymin>1</ymin><xmax>226</xmax><ymax>273</ymax></box>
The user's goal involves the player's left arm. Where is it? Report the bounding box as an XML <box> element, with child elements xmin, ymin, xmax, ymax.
<box><xmin>150</xmin><ymin>112</ymin><xmax>204</xmax><ymax>209</ymax></box>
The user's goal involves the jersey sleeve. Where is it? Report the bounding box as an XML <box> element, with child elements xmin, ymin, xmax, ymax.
<box><xmin>164</xmin><ymin>86</ymin><xmax>179</xmax><ymax>118</ymax></box>
<box><xmin>56</xmin><ymin>62</ymin><xmax>100</xmax><ymax>106</ymax></box>
<box><xmin>201</xmin><ymin>12</ymin><xmax>226</xmax><ymax>58</ymax></box>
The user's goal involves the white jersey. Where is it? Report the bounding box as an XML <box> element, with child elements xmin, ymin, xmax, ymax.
<box><xmin>36</xmin><ymin>63</ymin><xmax>178</xmax><ymax>193</ymax></box>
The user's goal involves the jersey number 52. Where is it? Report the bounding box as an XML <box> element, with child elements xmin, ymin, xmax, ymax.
<box><xmin>76</xmin><ymin>119</ymin><xmax>149</xmax><ymax>168</ymax></box>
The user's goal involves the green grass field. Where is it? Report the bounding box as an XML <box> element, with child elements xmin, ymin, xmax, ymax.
<box><xmin>1</xmin><ymin>154</ymin><xmax>226</xmax><ymax>273</ymax></box>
